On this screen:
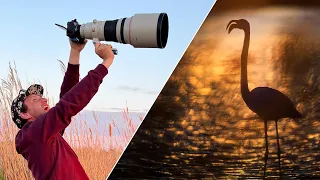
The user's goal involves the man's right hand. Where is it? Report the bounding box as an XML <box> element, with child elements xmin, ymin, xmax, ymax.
<box><xmin>94</xmin><ymin>42</ymin><xmax>115</xmax><ymax>69</ymax></box>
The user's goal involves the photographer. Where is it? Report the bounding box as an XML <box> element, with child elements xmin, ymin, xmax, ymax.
<box><xmin>11</xmin><ymin>39</ymin><xmax>114</xmax><ymax>180</ymax></box>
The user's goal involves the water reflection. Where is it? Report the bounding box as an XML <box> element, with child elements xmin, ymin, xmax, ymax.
<box><xmin>109</xmin><ymin>7</ymin><xmax>320</xmax><ymax>180</ymax></box>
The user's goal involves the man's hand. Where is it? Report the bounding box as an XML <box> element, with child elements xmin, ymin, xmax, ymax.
<box><xmin>70</xmin><ymin>39</ymin><xmax>88</xmax><ymax>53</ymax></box>
<box><xmin>94</xmin><ymin>42</ymin><xmax>115</xmax><ymax>69</ymax></box>
<box><xmin>68</xmin><ymin>39</ymin><xmax>88</xmax><ymax>65</ymax></box>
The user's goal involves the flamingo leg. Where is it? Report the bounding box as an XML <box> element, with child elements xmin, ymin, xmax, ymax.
<box><xmin>264</xmin><ymin>120</ymin><xmax>269</xmax><ymax>179</ymax></box>
<box><xmin>275</xmin><ymin>120</ymin><xmax>282</xmax><ymax>179</ymax></box>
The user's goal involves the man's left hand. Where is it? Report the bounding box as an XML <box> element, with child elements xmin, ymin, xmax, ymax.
<box><xmin>70</xmin><ymin>39</ymin><xmax>88</xmax><ymax>52</ymax></box>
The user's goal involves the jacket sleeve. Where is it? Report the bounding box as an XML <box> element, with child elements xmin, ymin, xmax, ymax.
<box><xmin>30</xmin><ymin>64</ymin><xmax>108</xmax><ymax>143</ymax></box>
<box><xmin>58</xmin><ymin>63</ymin><xmax>80</xmax><ymax>136</ymax></box>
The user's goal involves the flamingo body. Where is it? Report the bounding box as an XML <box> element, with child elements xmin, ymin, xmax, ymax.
<box><xmin>247</xmin><ymin>87</ymin><xmax>302</xmax><ymax>120</ymax></box>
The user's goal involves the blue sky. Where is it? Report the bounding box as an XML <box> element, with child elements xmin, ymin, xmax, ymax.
<box><xmin>0</xmin><ymin>0</ymin><xmax>216</xmax><ymax>112</ymax></box>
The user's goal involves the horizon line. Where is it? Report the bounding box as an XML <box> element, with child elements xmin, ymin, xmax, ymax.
<box><xmin>82</xmin><ymin>108</ymin><xmax>148</xmax><ymax>113</ymax></box>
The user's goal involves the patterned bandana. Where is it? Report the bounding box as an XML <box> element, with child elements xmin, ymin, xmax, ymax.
<box><xmin>11</xmin><ymin>84</ymin><xmax>44</xmax><ymax>129</ymax></box>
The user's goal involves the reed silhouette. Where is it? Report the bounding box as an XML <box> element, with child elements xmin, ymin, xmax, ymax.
<box><xmin>226</xmin><ymin>19</ymin><xmax>303</xmax><ymax>179</ymax></box>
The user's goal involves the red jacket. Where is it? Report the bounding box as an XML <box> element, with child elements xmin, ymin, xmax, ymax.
<box><xmin>15</xmin><ymin>63</ymin><xmax>108</xmax><ymax>180</ymax></box>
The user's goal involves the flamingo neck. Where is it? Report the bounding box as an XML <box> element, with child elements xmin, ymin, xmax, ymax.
<box><xmin>241</xmin><ymin>29</ymin><xmax>250</xmax><ymax>101</ymax></box>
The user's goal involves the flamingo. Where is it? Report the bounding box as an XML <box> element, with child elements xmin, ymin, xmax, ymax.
<box><xmin>226</xmin><ymin>19</ymin><xmax>302</xmax><ymax>179</ymax></box>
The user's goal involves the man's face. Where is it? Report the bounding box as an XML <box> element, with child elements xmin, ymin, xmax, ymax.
<box><xmin>22</xmin><ymin>94</ymin><xmax>50</xmax><ymax>120</ymax></box>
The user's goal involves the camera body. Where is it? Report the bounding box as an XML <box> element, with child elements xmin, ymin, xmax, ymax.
<box><xmin>66</xmin><ymin>19</ymin><xmax>85</xmax><ymax>44</ymax></box>
<box><xmin>61</xmin><ymin>13</ymin><xmax>169</xmax><ymax>55</ymax></box>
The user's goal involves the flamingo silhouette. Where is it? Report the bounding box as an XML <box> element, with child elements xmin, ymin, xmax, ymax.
<box><xmin>226</xmin><ymin>19</ymin><xmax>302</xmax><ymax>179</ymax></box>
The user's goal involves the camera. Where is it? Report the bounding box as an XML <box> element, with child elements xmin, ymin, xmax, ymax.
<box><xmin>56</xmin><ymin>13</ymin><xmax>169</xmax><ymax>55</ymax></box>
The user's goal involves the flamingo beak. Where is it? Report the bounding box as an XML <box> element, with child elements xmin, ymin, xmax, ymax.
<box><xmin>226</xmin><ymin>20</ymin><xmax>239</xmax><ymax>34</ymax></box>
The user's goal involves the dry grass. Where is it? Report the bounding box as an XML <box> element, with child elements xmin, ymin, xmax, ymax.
<box><xmin>0</xmin><ymin>61</ymin><xmax>143</xmax><ymax>180</ymax></box>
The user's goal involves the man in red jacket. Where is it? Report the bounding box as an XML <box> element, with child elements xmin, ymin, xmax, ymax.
<box><xmin>11</xmin><ymin>39</ymin><xmax>114</xmax><ymax>180</ymax></box>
